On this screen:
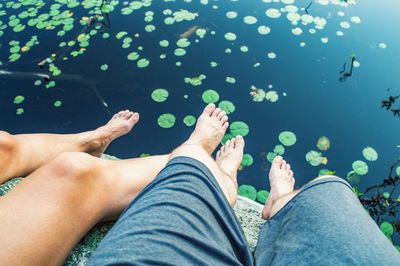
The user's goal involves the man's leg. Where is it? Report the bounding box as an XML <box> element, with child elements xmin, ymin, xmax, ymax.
<box><xmin>255</xmin><ymin>156</ymin><xmax>400</xmax><ymax>265</ymax></box>
<box><xmin>0</xmin><ymin>110</ymin><xmax>139</xmax><ymax>183</ymax></box>
<box><xmin>0</xmin><ymin>151</ymin><xmax>169</xmax><ymax>265</ymax></box>
<box><xmin>88</xmin><ymin>104</ymin><xmax>254</xmax><ymax>266</ymax></box>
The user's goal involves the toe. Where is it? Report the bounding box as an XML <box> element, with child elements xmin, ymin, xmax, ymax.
<box><xmin>222</xmin><ymin>121</ymin><xmax>229</xmax><ymax>131</ymax></box>
<box><xmin>224</xmin><ymin>140</ymin><xmax>230</xmax><ymax>152</ymax></box>
<box><xmin>289</xmin><ymin>170</ymin><xmax>294</xmax><ymax>177</ymax></box>
<box><xmin>272</xmin><ymin>156</ymin><xmax>283</xmax><ymax>167</ymax></box>
<box><xmin>216</xmin><ymin>150</ymin><xmax>221</xmax><ymax>159</ymax></box>
<box><xmin>129</xmin><ymin>113</ymin><xmax>140</xmax><ymax>123</ymax></box>
<box><xmin>217</xmin><ymin>110</ymin><xmax>226</xmax><ymax>120</ymax></box>
<box><xmin>228</xmin><ymin>138</ymin><xmax>235</xmax><ymax>149</ymax></box>
<box><xmin>203</xmin><ymin>103</ymin><xmax>216</xmax><ymax>117</ymax></box>
<box><xmin>286</xmin><ymin>163</ymin><xmax>291</xmax><ymax>173</ymax></box>
<box><xmin>221</xmin><ymin>115</ymin><xmax>228</xmax><ymax>124</ymax></box>
<box><xmin>235</xmin><ymin>135</ymin><xmax>245</xmax><ymax>150</ymax></box>
<box><xmin>212</xmin><ymin>107</ymin><xmax>222</xmax><ymax>118</ymax></box>
<box><xmin>281</xmin><ymin>160</ymin><xmax>287</xmax><ymax>170</ymax></box>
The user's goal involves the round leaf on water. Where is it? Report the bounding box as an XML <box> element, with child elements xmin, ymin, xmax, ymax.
<box><xmin>100</xmin><ymin>64</ymin><xmax>108</xmax><ymax>71</ymax></box>
<box><xmin>159</xmin><ymin>40</ymin><xmax>169</xmax><ymax>47</ymax></box>
<box><xmin>218</xmin><ymin>100</ymin><xmax>235</xmax><ymax>114</ymax></box>
<box><xmin>273</xmin><ymin>145</ymin><xmax>285</xmax><ymax>155</ymax></box>
<box><xmin>257</xmin><ymin>190</ymin><xmax>269</xmax><ymax>204</ymax></box>
<box><xmin>230</xmin><ymin>121</ymin><xmax>249</xmax><ymax>137</ymax></box>
<box><xmin>127</xmin><ymin>52</ymin><xmax>139</xmax><ymax>61</ymax></box>
<box><xmin>306</xmin><ymin>150</ymin><xmax>323</xmax><ymax>166</ymax></box>
<box><xmin>157</xmin><ymin>113</ymin><xmax>176</xmax><ymax>128</ymax></box>
<box><xmin>201</xmin><ymin>89</ymin><xmax>219</xmax><ymax>104</ymax></box>
<box><xmin>239</xmin><ymin>154</ymin><xmax>253</xmax><ymax>170</ymax></box>
<box><xmin>16</xmin><ymin>108</ymin><xmax>24</xmax><ymax>115</ymax></box>
<box><xmin>362</xmin><ymin>147</ymin><xmax>378</xmax><ymax>161</ymax></box>
<box><xmin>13</xmin><ymin>95</ymin><xmax>25</xmax><ymax>104</ymax></box>
<box><xmin>137</xmin><ymin>58</ymin><xmax>150</xmax><ymax>68</ymax></box>
<box><xmin>238</xmin><ymin>184</ymin><xmax>257</xmax><ymax>201</ymax></box>
<box><xmin>278</xmin><ymin>131</ymin><xmax>297</xmax><ymax>146</ymax></box>
<box><xmin>266</xmin><ymin>152</ymin><xmax>277</xmax><ymax>162</ymax></box>
<box><xmin>380</xmin><ymin>221</ymin><xmax>394</xmax><ymax>237</ymax></box>
<box><xmin>346</xmin><ymin>170</ymin><xmax>360</xmax><ymax>186</ymax></box>
<box><xmin>54</xmin><ymin>100</ymin><xmax>62</xmax><ymax>107</ymax></box>
<box><xmin>352</xmin><ymin>160</ymin><xmax>368</xmax><ymax>175</ymax></box>
<box><xmin>317</xmin><ymin>136</ymin><xmax>330</xmax><ymax>151</ymax></box>
<box><xmin>183</xmin><ymin>115</ymin><xmax>196</xmax><ymax>126</ymax></box>
<box><xmin>265</xmin><ymin>91</ymin><xmax>279</xmax><ymax>102</ymax></box>
<box><xmin>383</xmin><ymin>192</ymin><xmax>390</xmax><ymax>199</ymax></box>
<box><xmin>151</xmin><ymin>88</ymin><xmax>169</xmax><ymax>102</ymax></box>
<box><xmin>224</xmin><ymin>32</ymin><xmax>237</xmax><ymax>41</ymax></box>
<box><xmin>319</xmin><ymin>169</ymin><xmax>336</xmax><ymax>176</ymax></box>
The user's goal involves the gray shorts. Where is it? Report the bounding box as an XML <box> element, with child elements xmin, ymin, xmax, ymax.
<box><xmin>88</xmin><ymin>157</ymin><xmax>400</xmax><ymax>265</ymax></box>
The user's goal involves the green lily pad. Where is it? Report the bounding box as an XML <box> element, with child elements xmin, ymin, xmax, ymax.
<box><xmin>383</xmin><ymin>192</ymin><xmax>390</xmax><ymax>199</ymax></box>
<box><xmin>319</xmin><ymin>169</ymin><xmax>336</xmax><ymax>176</ymax></box>
<box><xmin>183</xmin><ymin>115</ymin><xmax>196</xmax><ymax>126</ymax></box>
<box><xmin>346</xmin><ymin>170</ymin><xmax>360</xmax><ymax>186</ymax></box>
<box><xmin>278</xmin><ymin>131</ymin><xmax>297</xmax><ymax>146</ymax></box>
<box><xmin>100</xmin><ymin>64</ymin><xmax>108</xmax><ymax>71</ymax></box>
<box><xmin>159</xmin><ymin>40</ymin><xmax>169</xmax><ymax>47</ymax></box>
<box><xmin>317</xmin><ymin>136</ymin><xmax>330</xmax><ymax>151</ymax></box>
<box><xmin>16</xmin><ymin>108</ymin><xmax>24</xmax><ymax>115</ymax></box>
<box><xmin>352</xmin><ymin>160</ymin><xmax>368</xmax><ymax>175</ymax></box>
<box><xmin>137</xmin><ymin>58</ymin><xmax>150</xmax><ymax>68</ymax></box>
<box><xmin>151</xmin><ymin>88</ymin><xmax>169</xmax><ymax>102</ymax></box>
<box><xmin>157</xmin><ymin>113</ymin><xmax>176</xmax><ymax>128</ymax></box>
<box><xmin>54</xmin><ymin>100</ymin><xmax>62</xmax><ymax>107</ymax></box>
<box><xmin>306</xmin><ymin>150</ymin><xmax>324</xmax><ymax>166</ymax></box>
<box><xmin>257</xmin><ymin>190</ymin><xmax>269</xmax><ymax>204</ymax></box>
<box><xmin>230</xmin><ymin>121</ymin><xmax>249</xmax><ymax>137</ymax></box>
<box><xmin>218</xmin><ymin>100</ymin><xmax>235</xmax><ymax>114</ymax></box>
<box><xmin>238</xmin><ymin>184</ymin><xmax>257</xmax><ymax>201</ymax></box>
<box><xmin>266</xmin><ymin>152</ymin><xmax>277</xmax><ymax>162</ymax></box>
<box><xmin>273</xmin><ymin>145</ymin><xmax>285</xmax><ymax>155</ymax></box>
<box><xmin>127</xmin><ymin>52</ymin><xmax>139</xmax><ymax>61</ymax></box>
<box><xmin>13</xmin><ymin>95</ymin><xmax>25</xmax><ymax>104</ymax></box>
<box><xmin>380</xmin><ymin>221</ymin><xmax>394</xmax><ymax>237</ymax></box>
<box><xmin>224</xmin><ymin>32</ymin><xmax>237</xmax><ymax>41</ymax></box>
<box><xmin>362</xmin><ymin>147</ymin><xmax>378</xmax><ymax>161</ymax></box>
<box><xmin>239</xmin><ymin>154</ymin><xmax>254</xmax><ymax>170</ymax></box>
<box><xmin>201</xmin><ymin>89</ymin><xmax>219</xmax><ymax>104</ymax></box>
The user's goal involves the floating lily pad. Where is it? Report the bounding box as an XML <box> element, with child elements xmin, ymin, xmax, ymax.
<box><xmin>265</xmin><ymin>91</ymin><xmax>279</xmax><ymax>102</ymax></box>
<box><xmin>317</xmin><ymin>136</ymin><xmax>330</xmax><ymax>151</ymax></box>
<box><xmin>100</xmin><ymin>64</ymin><xmax>108</xmax><ymax>71</ymax></box>
<box><xmin>16</xmin><ymin>108</ymin><xmax>24</xmax><ymax>115</ymax></box>
<box><xmin>137</xmin><ymin>58</ymin><xmax>150</xmax><ymax>68</ymax></box>
<box><xmin>157</xmin><ymin>113</ymin><xmax>176</xmax><ymax>128</ymax></box>
<box><xmin>201</xmin><ymin>89</ymin><xmax>219</xmax><ymax>104</ymax></box>
<box><xmin>239</xmin><ymin>154</ymin><xmax>253</xmax><ymax>170</ymax></box>
<box><xmin>380</xmin><ymin>221</ymin><xmax>394</xmax><ymax>237</ymax></box>
<box><xmin>183</xmin><ymin>115</ymin><xmax>196</xmax><ymax>126</ymax></box>
<box><xmin>54</xmin><ymin>100</ymin><xmax>62</xmax><ymax>107</ymax></box>
<box><xmin>159</xmin><ymin>40</ymin><xmax>169</xmax><ymax>47</ymax></box>
<box><xmin>306</xmin><ymin>150</ymin><xmax>324</xmax><ymax>167</ymax></box>
<box><xmin>266</xmin><ymin>152</ymin><xmax>277</xmax><ymax>163</ymax></box>
<box><xmin>319</xmin><ymin>169</ymin><xmax>336</xmax><ymax>176</ymax></box>
<box><xmin>174</xmin><ymin>48</ymin><xmax>186</xmax><ymax>57</ymax></box>
<box><xmin>151</xmin><ymin>88</ymin><xmax>169</xmax><ymax>102</ymax></box>
<box><xmin>238</xmin><ymin>184</ymin><xmax>257</xmax><ymax>200</ymax></box>
<box><xmin>352</xmin><ymin>160</ymin><xmax>368</xmax><ymax>175</ymax></box>
<box><xmin>362</xmin><ymin>147</ymin><xmax>378</xmax><ymax>161</ymax></box>
<box><xmin>230</xmin><ymin>121</ymin><xmax>249</xmax><ymax>137</ymax></box>
<box><xmin>346</xmin><ymin>170</ymin><xmax>360</xmax><ymax>186</ymax></box>
<box><xmin>127</xmin><ymin>52</ymin><xmax>139</xmax><ymax>61</ymax></box>
<box><xmin>278</xmin><ymin>131</ymin><xmax>297</xmax><ymax>146</ymax></box>
<box><xmin>13</xmin><ymin>95</ymin><xmax>25</xmax><ymax>104</ymax></box>
<box><xmin>257</xmin><ymin>190</ymin><xmax>269</xmax><ymax>204</ymax></box>
<box><xmin>224</xmin><ymin>32</ymin><xmax>237</xmax><ymax>41</ymax></box>
<box><xmin>273</xmin><ymin>145</ymin><xmax>285</xmax><ymax>156</ymax></box>
<box><xmin>218</xmin><ymin>100</ymin><xmax>235</xmax><ymax>114</ymax></box>
<box><xmin>243</xmin><ymin>16</ymin><xmax>257</xmax><ymax>25</ymax></box>
<box><xmin>226</xmin><ymin>77</ymin><xmax>236</xmax><ymax>84</ymax></box>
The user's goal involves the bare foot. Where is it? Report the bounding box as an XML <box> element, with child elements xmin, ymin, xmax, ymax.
<box><xmin>262</xmin><ymin>156</ymin><xmax>295</xmax><ymax>220</ymax></box>
<box><xmin>215</xmin><ymin>136</ymin><xmax>245</xmax><ymax>206</ymax></box>
<box><xmin>86</xmin><ymin>110</ymin><xmax>140</xmax><ymax>157</ymax></box>
<box><xmin>185</xmin><ymin>104</ymin><xmax>229</xmax><ymax>154</ymax></box>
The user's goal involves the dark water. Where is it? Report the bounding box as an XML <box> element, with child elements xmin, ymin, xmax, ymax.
<box><xmin>1</xmin><ymin>0</ymin><xmax>400</xmax><ymax>198</ymax></box>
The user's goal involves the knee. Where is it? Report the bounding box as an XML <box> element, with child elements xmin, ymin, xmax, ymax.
<box><xmin>0</xmin><ymin>131</ymin><xmax>17</xmax><ymax>154</ymax></box>
<box><xmin>49</xmin><ymin>152</ymin><xmax>96</xmax><ymax>179</ymax></box>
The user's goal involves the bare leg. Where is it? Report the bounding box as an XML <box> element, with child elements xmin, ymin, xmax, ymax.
<box><xmin>0</xmin><ymin>110</ymin><xmax>139</xmax><ymax>183</ymax></box>
<box><xmin>169</xmin><ymin>103</ymin><xmax>241</xmax><ymax>206</ymax></box>
<box><xmin>0</xmin><ymin>152</ymin><xmax>169</xmax><ymax>265</ymax></box>
<box><xmin>262</xmin><ymin>156</ymin><xmax>335</xmax><ymax>220</ymax></box>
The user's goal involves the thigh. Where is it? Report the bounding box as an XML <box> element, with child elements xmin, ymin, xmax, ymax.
<box><xmin>88</xmin><ymin>156</ymin><xmax>253</xmax><ymax>266</ymax></box>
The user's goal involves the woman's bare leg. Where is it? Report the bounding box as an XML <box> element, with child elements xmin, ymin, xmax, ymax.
<box><xmin>0</xmin><ymin>110</ymin><xmax>139</xmax><ymax>183</ymax></box>
<box><xmin>0</xmin><ymin>152</ymin><xmax>169</xmax><ymax>265</ymax></box>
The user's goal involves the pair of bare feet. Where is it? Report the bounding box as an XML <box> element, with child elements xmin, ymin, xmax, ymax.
<box><xmin>88</xmin><ymin>104</ymin><xmax>295</xmax><ymax>220</ymax></box>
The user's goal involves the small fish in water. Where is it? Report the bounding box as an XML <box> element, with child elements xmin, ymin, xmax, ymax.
<box><xmin>179</xmin><ymin>25</ymin><xmax>199</xmax><ymax>39</ymax></box>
